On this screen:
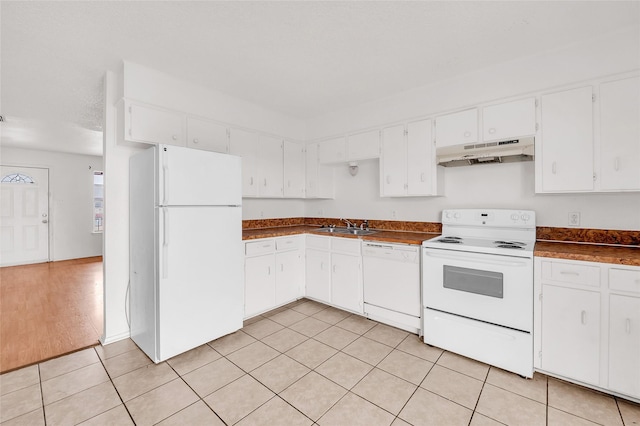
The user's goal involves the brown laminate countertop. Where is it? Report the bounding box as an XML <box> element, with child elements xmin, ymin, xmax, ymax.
<box><xmin>242</xmin><ymin>225</ymin><xmax>439</xmax><ymax>245</ymax></box>
<box><xmin>534</xmin><ymin>241</ymin><xmax>640</xmax><ymax>266</ymax></box>
<box><xmin>243</xmin><ymin>225</ymin><xmax>640</xmax><ymax>265</ymax></box>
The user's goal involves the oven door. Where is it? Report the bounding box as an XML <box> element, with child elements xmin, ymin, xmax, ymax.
<box><xmin>423</xmin><ymin>248</ymin><xmax>533</xmax><ymax>332</ymax></box>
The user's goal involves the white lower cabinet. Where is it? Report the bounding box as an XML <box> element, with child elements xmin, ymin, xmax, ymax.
<box><xmin>608</xmin><ymin>294</ymin><xmax>640</xmax><ymax>398</ymax></box>
<box><xmin>535</xmin><ymin>257</ymin><xmax>640</xmax><ymax>400</ymax></box>
<box><xmin>331</xmin><ymin>253</ymin><xmax>361</xmax><ymax>313</ymax></box>
<box><xmin>305</xmin><ymin>249</ymin><xmax>331</xmax><ymax>303</ymax></box>
<box><xmin>305</xmin><ymin>235</ymin><xmax>363</xmax><ymax>314</ymax></box>
<box><xmin>540</xmin><ymin>284</ymin><xmax>600</xmax><ymax>385</ymax></box>
<box><xmin>244</xmin><ymin>236</ymin><xmax>303</xmax><ymax>318</ymax></box>
<box><xmin>244</xmin><ymin>254</ymin><xmax>276</xmax><ymax>317</ymax></box>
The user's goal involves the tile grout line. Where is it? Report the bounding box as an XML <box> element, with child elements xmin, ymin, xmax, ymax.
<box><xmin>37</xmin><ymin>363</ymin><xmax>46</xmax><ymax>426</ymax></box>
<box><xmin>94</xmin><ymin>346</ymin><xmax>137</xmax><ymax>425</ymax></box>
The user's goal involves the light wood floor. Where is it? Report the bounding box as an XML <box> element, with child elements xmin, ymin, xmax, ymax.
<box><xmin>0</xmin><ymin>257</ymin><xmax>103</xmax><ymax>373</ymax></box>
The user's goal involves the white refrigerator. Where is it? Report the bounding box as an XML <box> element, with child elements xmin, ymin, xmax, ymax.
<box><xmin>129</xmin><ymin>144</ymin><xmax>243</xmax><ymax>363</ymax></box>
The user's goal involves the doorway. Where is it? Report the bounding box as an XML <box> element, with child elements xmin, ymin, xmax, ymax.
<box><xmin>0</xmin><ymin>166</ymin><xmax>50</xmax><ymax>266</ymax></box>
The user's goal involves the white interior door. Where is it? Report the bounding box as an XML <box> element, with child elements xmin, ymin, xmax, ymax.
<box><xmin>0</xmin><ymin>166</ymin><xmax>49</xmax><ymax>266</ymax></box>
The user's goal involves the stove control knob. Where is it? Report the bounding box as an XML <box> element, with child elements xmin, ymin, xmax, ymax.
<box><xmin>521</xmin><ymin>213</ymin><xmax>530</xmax><ymax>221</ymax></box>
<box><xmin>453</xmin><ymin>212</ymin><xmax>461</xmax><ymax>219</ymax></box>
<box><xmin>444</xmin><ymin>211</ymin><xmax>452</xmax><ymax>219</ymax></box>
<box><xmin>510</xmin><ymin>213</ymin><xmax>519</xmax><ymax>221</ymax></box>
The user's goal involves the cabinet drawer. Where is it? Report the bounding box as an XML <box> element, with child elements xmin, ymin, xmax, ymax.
<box><xmin>306</xmin><ymin>235</ymin><xmax>330</xmax><ymax>250</ymax></box>
<box><xmin>276</xmin><ymin>236</ymin><xmax>301</xmax><ymax>251</ymax></box>
<box><xmin>610</xmin><ymin>268</ymin><xmax>640</xmax><ymax>294</ymax></box>
<box><xmin>541</xmin><ymin>260</ymin><xmax>600</xmax><ymax>288</ymax></box>
<box><xmin>245</xmin><ymin>239</ymin><xmax>275</xmax><ymax>256</ymax></box>
<box><xmin>331</xmin><ymin>238</ymin><xmax>361</xmax><ymax>255</ymax></box>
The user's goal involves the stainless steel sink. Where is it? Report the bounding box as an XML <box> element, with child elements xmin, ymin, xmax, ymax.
<box><xmin>315</xmin><ymin>227</ymin><xmax>377</xmax><ymax>236</ymax></box>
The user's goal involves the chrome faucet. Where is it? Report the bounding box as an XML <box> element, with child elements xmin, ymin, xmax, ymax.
<box><xmin>360</xmin><ymin>220</ymin><xmax>369</xmax><ymax>230</ymax></box>
<box><xmin>340</xmin><ymin>218</ymin><xmax>356</xmax><ymax>228</ymax></box>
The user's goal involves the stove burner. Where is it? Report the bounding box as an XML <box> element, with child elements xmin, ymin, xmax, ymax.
<box><xmin>494</xmin><ymin>240</ymin><xmax>525</xmax><ymax>246</ymax></box>
<box><xmin>496</xmin><ymin>244</ymin><xmax>524</xmax><ymax>249</ymax></box>
<box><xmin>438</xmin><ymin>237</ymin><xmax>463</xmax><ymax>244</ymax></box>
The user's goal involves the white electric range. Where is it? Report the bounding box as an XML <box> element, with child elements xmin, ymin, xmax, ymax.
<box><xmin>422</xmin><ymin>209</ymin><xmax>536</xmax><ymax>377</ymax></box>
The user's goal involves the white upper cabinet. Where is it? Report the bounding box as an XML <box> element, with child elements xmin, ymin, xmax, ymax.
<box><xmin>538</xmin><ymin>86</ymin><xmax>594</xmax><ymax>192</ymax></box>
<box><xmin>283</xmin><ymin>140</ymin><xmax>305</xmax><ymax>198</ymax></box>
<box><xmin>380</xmin><ymin>125</ymin><xmax>407</xmax><ymax>196</ymax></box>
<box><xmin>599</xmin><ymin>76</ymin><xmax>640</xmax><ymax>191</ymax></box>
<box><xmin>229</xmin><ymin>128</ymin><xmax>259</xmax><ymax>197</ymax></box>
<box><xmin>318</xmin><ymin>137</ymin><xmax>347</xmax><ymax>164</ymax></box>
<box><xmin>124</xmin><ymin>101</ymin><xmax>185</xmax><ymax>147</ymax></box>
<box><xmin>186</xmin><ymin>117</ymin><xmax>229</xmax><ymax>153</ymax></box>
<box><xmin>257</xmin><ymin>135</ymin><xmax>284</xmax><ymax>198</ymax></box>
<box><xmin>435</xmin><ymin>108</ymin><xmax>478</xmax><ymax>148</ymax></box>
<box><xmin>305</xmin><ymin>143</ymin><xmax>335</xmax><ymax>199</ymax></box>
<box><xmin>381</xmin><ymin>120</ymin><xmax>442</xmax><ymax>197</ymax></box>
<box><xmin>482</xmin><ymin>98</ymin><xmax>536</xmax><ymax>142</ymax></box>
<box><xmin>407</xmin><ymin>119</ymin><xmax>441</xmax><ymax>196</ymax></box>
<box><xmin>347</xmin><ymin>130</ymin><xmax>380</xmax><ymax>161</ymax></box>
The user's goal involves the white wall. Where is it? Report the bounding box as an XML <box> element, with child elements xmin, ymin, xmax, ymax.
<box><xmin>304</xmin><ymin>26</ymin><xmax>640</xmax><ymax>231</ymax></box>
<box><xmin>0</xmin><ymin>147</ymin><xmax>103</xmax><ymax>260</ymax></box>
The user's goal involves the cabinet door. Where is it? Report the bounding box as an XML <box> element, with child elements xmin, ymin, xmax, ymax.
<box><xmin>483</xmin><ymin>98</ymin><xmax>536</xmax><ymax>142</ymax></box>
<box><xmin>305</xmin><ymin>249</ymin><xmax>331</xmax><ymax>304</ymax></box>
<box><xmin>380</xmin><ymin>125</ymin><xmax>407</xmax><ymax>196</ymax></box>
<box><xmin>275</xmin><ymin>250</ymin><xmax>303</xmax><ymax>305</ymax></box>
<box><xmin>600</xmin><ymin>76</ymin><xmax>640</xmax><ymax>191</ymax></box>
<box><xmin>186</xmin><ymin>117</ymin><xmax>229</xmax><ymax>153</ymax></box>
<box><xmin>283</xmin><ymin>141</ymin><xmax>305</xmax><ymax>198</ymax></box>
<box><xmin>244</xmin><ymin>255</ymin><xmax>276</xmax><ymax>318</ymax></box>
<box><xmin>347</xmin><ymin>130</ymin><xmax>380</xmax><ymax>161</ymax></box>
<box><xmin>257</xmin><ymin>135</ymin><xmax>283</xmax><ymax>198</ymax></box>
<box><xmin>305</xmin><ymin>143</ymin><xmax>319</xmax><ymax>198</ymax></box>
<box><xmin>435</xmin><ymin>108</ymin><xmax>478</xmax><ymax>148</ymax></box>
<box><xmin>229</xmin><ymin>128</ymin><xmax>259</xmax><ymax>197</ymax></box>
<box><xmin>541</xmin><ymin>284</ymin><xmax>600</xmax><ymax>385</ymax></box>
<box><xmin>318</xmin><ymin>137</ymin><xmax>347</xmax><ymax>164</ymax></box>
<box><xmin>127</xmin><ymin>103</ymin><xmax>185</xmax><ymax>146</ymax></box>
<box><xmin>609</xmin><ymin>294</ymin><xmax>640</xmax><ymax>398</ymax></box>
<box><xmin>331</xmin><ymin>253</ymin><xmax>362</xmax><ymax>314</ymax></box>
<box><xmin>407</xmin><ymin>119</ymin><xmax>434</xmax><ymax>196</ymax></box>
<box><xmin>540</xmin><ymin>86</ymin><xmax>594</xmax><ymax>192</ymax></box>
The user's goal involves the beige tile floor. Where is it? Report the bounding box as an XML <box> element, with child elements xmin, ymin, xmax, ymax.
<box><xmin>1</xmin><ymin>298</ymin><xmax>639</xmax><ymax>425</ymax></box>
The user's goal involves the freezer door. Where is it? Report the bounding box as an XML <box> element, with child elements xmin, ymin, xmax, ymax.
<box><xmin>157</xmin><ymin>145</ymin><xmax>242</xmax><ymax>206</ymax></box>
<box><xmin>157</xmin><ymin>205</ymin><xmax>243</xmax><ymax>361</ymax></box>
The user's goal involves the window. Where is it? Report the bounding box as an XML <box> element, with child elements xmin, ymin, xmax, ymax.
<box><xmin>1</xmin><ymin>173</ymin><xmax>35</xmax><ymax>184</ymax></box>
<box><xmin>93</xmin><ymin>171</ymin><xmax>104</xmax><ymax>233</ymax></box>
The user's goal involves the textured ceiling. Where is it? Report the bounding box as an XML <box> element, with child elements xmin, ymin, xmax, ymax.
<box><xmin>1</xmin><ymin>1</ymin><xmax>639</xmax><ymax>156</ymax></box>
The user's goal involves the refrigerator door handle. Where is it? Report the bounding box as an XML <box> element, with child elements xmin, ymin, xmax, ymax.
<box><xmin>162</xmin><ymin>166</ymin><xmax>169</xmax><ymax>206</ymax></box>
<box><xmin>162</xmin><ymin>208</ymin><xmax>169</xmax><ymax>278</ymax></box>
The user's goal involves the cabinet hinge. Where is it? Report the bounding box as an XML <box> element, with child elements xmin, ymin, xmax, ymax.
<box><xmin>538</xmin><ymin>350</ymin><xmax>542</xmax><ymax>359</ymax></box>
<box><xmin>128</xmin><ymin>106</ymin><xmax>132</xmax><ymax>113</ymax></box>
<box><xmin>226</xmin><ymin>128</ymin><xmax>230</xmax><ymax>138</ymax></box>
<box><xmin>592</xmin><ymin>94</ymin><xmax>596</xmax><ymax>102</ymax></box>
<box><xmin>404</xmin><ymin>129</ymin><xmax>408</xmax><ymax>136</ymax></box>
<box><xmin>535</xmin><ymin>123</ymin><xmax>539</xmax><ymax>131</ymax></box>
<box><xmin>535</xmin><ymin>99</ymin><xmax>539</xmax><ymax>108</ymax></box>
<box><xmin>593</xmin><ymin>173</ymin><xmax>597</xmax><ymax>181</ymax></box>
<box><xmin>539</xmin><ymin>293</ymin><xmax>542</xmax><ymax>301</ymax></box>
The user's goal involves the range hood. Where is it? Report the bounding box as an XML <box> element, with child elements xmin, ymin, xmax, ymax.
<box><xmin>437</xmin><ymin>137</ymin><xmax>534</xmax><ymax>167</ymax></box>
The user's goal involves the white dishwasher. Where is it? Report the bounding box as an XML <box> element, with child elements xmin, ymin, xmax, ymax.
<box><xmin>362</xmin><ymin>242</ymin><xmax>421</xmax><ymax>334</ymax></box>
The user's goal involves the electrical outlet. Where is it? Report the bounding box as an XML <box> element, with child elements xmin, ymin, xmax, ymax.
<box><xmin>260</xmin><ymin>210</ymin><xmax>264</xmax><ymax>218</ymax></box>
<box><xmin>568</xmin><ymin>212</ymin><xmax>580</xmax><ymax>227</ymax></box>
<box><xmin>391</xmin><ymin>210</ymin><xmax>397</xmax><ymax>219</ymax></box>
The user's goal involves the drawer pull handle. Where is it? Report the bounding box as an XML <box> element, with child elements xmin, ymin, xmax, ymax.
<box><xmin>625</xmin><ymin>318</ymin><xmax>631</xmax><ymax>334</ymax></box>
<box><xmin>560</xmin><ymin>271</ymin><xmax>579</xmax><ymax>276</ymax></box>
<box><xmin>552</xmin><ymin>161</ymin><xmax>557</xmax><ymax>174</ymax></box>
<box><xmin>280</xmin><ymin>264</ymin><xmax>284</xmax><ymax>272</ymax></box>
<box><xmin>320</xmin><ymin>262</ymin><xmax>324</xmax><ymax>270</ymax></box>
<box><xmin>267</xmin><ymin>266</ymin><xmax>271</xmax><ymax>275</ymax></box>
<box><xmin>614</xmin><ymin>157</ymin><xmax>620</xmax><ymax>171</ymax></box>
<box><xmin>581</xmin><ymin>310</ymin><xmax>587</xmax><ymax>325</ymax></box>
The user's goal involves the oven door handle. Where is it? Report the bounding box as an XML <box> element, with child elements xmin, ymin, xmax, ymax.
<box><xmin>424</xmin><ymin>251</ymin><xmax>530</xmax><ymax>267</ymax></box>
